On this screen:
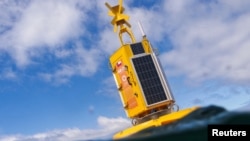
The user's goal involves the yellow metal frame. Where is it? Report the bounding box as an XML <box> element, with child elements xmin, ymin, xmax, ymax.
<box><xmin>105</xmin><ymin>0</ymin><xmax>136</xmax><ymax>45</ymax></box>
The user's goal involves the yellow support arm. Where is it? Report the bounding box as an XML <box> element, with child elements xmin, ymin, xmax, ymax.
<box><xmin>105</xmin><ymin>0</ymin><xmax>136</xmax><ymax>45</ymax></box>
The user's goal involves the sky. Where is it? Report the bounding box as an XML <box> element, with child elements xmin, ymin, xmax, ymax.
<box><xmin>0</xmin><ymin>0</ymin><xmax>250</xmax><ymax>140</ymax></box>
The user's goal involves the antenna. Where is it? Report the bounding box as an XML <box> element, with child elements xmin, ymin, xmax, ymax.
<box><xmin>138</xmin><ymin>21</ymin><xmax>146</xmax><ymax>38</ymax></box>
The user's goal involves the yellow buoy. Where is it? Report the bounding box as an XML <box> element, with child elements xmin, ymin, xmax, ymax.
<box><xmin>105</xmin><ymin>0</ymin><xmax>200</xmax><ymax>139</ymax></box>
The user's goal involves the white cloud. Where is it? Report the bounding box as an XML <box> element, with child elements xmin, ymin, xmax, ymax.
<box><xmin>0</xmin><ymin>0</ymin><xmax>28</xmax><ymax>33</ymax></box>
<box><xmin>38</xmin><ymin>43</ymin><xmax>102</xmax><ymax>84</ymax></box>
<box><xmin>98</xmin><ymin>28</ymin><xmax>120</xmax><ymax>55</ymax></box>
<box><xmin>0</xmin><ymin>0</ymin><xmax>121</xmax><ymax>83</ymax></box>
<box><xmin>0</xmin><ymin>0</ymin><xmax>85</xmax><ymax>67</ymax></box>
<box><xmin>145</xmin><ymin>0</ymin><xmax>250</xmax><ymax>85</ymax></box>
<box><xmin>0</xmin><ymin>116</ymin><xmax>131</xmax><ymax>141</ymax></box>
<box><xmin>97</xmin><ymin>116</ymin><xmax>131</xmax><ymax>131</ymax></box>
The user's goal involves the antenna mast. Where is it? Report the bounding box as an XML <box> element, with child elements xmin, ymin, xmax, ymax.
<box><xmin>138</xmin><ymin>21</ymin><xmax>146</xmax><ymax>38</ymax></box>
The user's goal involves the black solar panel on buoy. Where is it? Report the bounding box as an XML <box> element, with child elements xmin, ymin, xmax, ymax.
<box><xmin>132</xmin><ymin>54</ymin><xmax>167</xmax><ymax>105</ymax></box>
<box><xmin>130</xmin><ymin>42</ymin><xmax>145</xmax><ymax>55</ymax></box>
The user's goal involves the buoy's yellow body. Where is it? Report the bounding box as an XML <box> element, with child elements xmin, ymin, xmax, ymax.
<box><xmin>113</xmin><ymin>106</ymin><xmax>199</xmax><ymax>140</ymax></box>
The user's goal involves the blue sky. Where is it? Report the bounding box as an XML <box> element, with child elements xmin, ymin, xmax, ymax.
<box><xmin>1</xmin><ymin>0</ymin><xmax>250</xmax><ymax>140</ymax></box>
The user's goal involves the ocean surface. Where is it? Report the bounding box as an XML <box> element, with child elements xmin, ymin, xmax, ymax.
<box><xmin>93</xmin><ymin>105</ymin><xmax>250</xmax><ymax>141</ymax></box>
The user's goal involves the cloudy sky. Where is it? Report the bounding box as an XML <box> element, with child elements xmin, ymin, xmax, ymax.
<box><xmin>1</xmin><ymin>0</ymin><xmax>250</xmax><ymax>140</ymax></box>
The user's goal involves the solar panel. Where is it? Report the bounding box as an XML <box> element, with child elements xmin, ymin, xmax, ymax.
<box><xmin>130</xmin><ymin>42</ymin><xmax>145</xmax><ymax>55</ymax></box>
<box><xmin>132</xmin><ymin>54</ymin><xmax>168</xmax><ymax>105</ymax></box>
